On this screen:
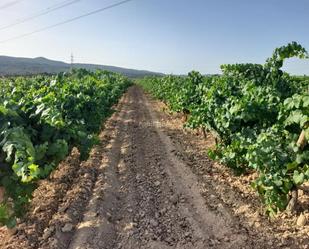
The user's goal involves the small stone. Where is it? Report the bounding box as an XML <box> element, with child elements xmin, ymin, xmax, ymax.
<box><xmin>170</xmin><ymin>195</ymin><xmax>178</xmax><ymax>205</ymax></box>
<box><xmin>43</xmin><ymin>226</ymin><xmax>55</xmax><ymax>240</ymax></box>
<box><xmin>49</xmin><ymin>238</ymin><xmax>58</xmax><ymax>248</ymax></box>
<box><xmin>8</xmin><ymin>228</ymin><xmax>17</xmax><ymax>235</ymax></box>
<box><xmin>296</xmin><ymin>213</ymin><xmax>307</xmax><ymax>226</ymax></box>
<box><xmin>149</xmin><ymin>219</ymin><xmax>158</xmax><ymax>227</ymax></box>
<box><xmin>136</xmin><ymin>174</ymin><xmax>141</xmax><ymax>181</ymax></box>
<box><xmin>61</xmin><ymin>223</ymin><xmax>73</xmax><ymax>232</ymax></box>
<box><xmin>184</xmin><ymin>232</ymin><xmax>191</xmax><ymax>237</ymax></box>
<box><xmin>19</xmin><ymin>235</ymin><xmax>27</xmax><ymax>241</ymax></box>
<box><xmin>254</xmin><ymin>221</ymin><xmax>261</xmax><ymax>228</ymax></box>
<box><xmin>160</xmin><ymin>208</ymin><xmax>166</xmax><ymax>214</ymax></box>
<box><xmin>247</xmin><ymin>220</ymin><xmax>253</xmax><ymax>227</ymax></box>
<box><xmin>209</xmin><ymin>239</ymin><xmax>216</xmax><ymax>246</ymax></box>
<box><xmin>33</xmin><ymin>206</ymin><xmax>41</xmax><ymax>214</ymax></box>
<box><xmin>154</xmin><ymin>181</ymin><xmax>161</xmax><ymax>187</ymax></box>
<box><xmin>223</xmin><ymin>237</ymin><xmax>230</xmax><ymax>242</ymax></box>
<box><xmin>58</xmin><ymin>205</ymin><xmax>68</xmax><ymax>213</ymax></box>
<box><xmin>107</xmin><ymin>212</ymin><xmax>112</xmax><ymax>222</ymax></box>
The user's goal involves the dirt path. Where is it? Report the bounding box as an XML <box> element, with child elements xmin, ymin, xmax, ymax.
<box><xmin>4</xmin><ymin>85</ymin><xmax>304</xmax><ymax>249</ymax></box>
<box><xmin>62</xmin><ymin>86</ymin><xmax>249</xmax><ymax>249</ymax></box>
<box><xmin>61</xmin><ymin>85</ymin><xmax>242</xmax><ymax>249</ymax></box>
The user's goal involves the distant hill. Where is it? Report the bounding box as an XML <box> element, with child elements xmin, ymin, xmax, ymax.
<box><xmin>0</xmin><ymin>56</ymin><xmax>163</xmax><ymax>78</ymax></box>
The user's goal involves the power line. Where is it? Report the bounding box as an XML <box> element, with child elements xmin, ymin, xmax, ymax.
<box><xmin>70</xmin><ymin>53</ymin><xmax>74</xmax><ymax>71</ymax></box>
<box><xmin>0</xmin><ymin>0</ymin><xmax>82</xmax><ymax>31</ymax></box>
<box><xmin>0</xmin><ymin>0</ymin><xmax>25</xmax><ymax>10</ymax></box>
<box><xmin>0</xmin><ymin>0</ymin><xmax>135</xmax><ymax>44</ymax></box>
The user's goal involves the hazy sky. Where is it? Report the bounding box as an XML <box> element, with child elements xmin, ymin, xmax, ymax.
<box><xmin>0</xmin><ymin>0</ymin><xmax>308</xmax><ymax>74</ymax></box>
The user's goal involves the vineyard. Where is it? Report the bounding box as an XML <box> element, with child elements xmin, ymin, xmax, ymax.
<box><xmin>1</xmin><ymin>44</ymin><xmax>309</xmax><ymax>249</ymax></box>
<box><xmin>0</xmin><ymin>69</ymin><xmax>131</xmax><ymax>227</ymax></box>
<box><xmin>139</xmin><ymin>42</ymin><xmax>309</xmax><ymax>215</ymax></box>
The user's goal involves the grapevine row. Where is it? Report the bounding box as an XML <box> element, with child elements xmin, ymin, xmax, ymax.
<box><xmin>0</xmin><ymin>69</ymin><xmax>131</xmax><ymax>226</ymax></box>
<box><xmin>139</xmin><ymin>42</ymin><xmax>309</xmax><ymax>215</ymax></box>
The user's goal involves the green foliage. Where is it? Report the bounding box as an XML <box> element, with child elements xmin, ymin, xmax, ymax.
<box><xmin>139</xmin><ymin>42</ymin><xmax>309</xmax><ymax>214</ymax></box>
<box><xmin>0</xmin><ymin>69</ymin><xmax>131</xmax><ymax>226</ymax></box>
<box><xmin>1</xmin><ymin>127</ymin><xmax>39</xmax><ymax>183</ymax></box>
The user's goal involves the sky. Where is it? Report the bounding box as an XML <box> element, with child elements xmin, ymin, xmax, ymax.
<box><xmin>0</xmin><ymin>0</ymin><xmax>308</xmax><ymax>75</ymax></box>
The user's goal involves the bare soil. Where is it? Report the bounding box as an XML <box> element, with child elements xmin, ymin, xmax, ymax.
<box><xmin>1</xmin><ymin>86</ymin><xmax>309</xmax><ymax>249</ymax></box>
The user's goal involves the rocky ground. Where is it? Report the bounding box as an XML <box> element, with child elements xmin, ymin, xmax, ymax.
<box><xmin>0</xmin><ymin>86</ymin><xmax>308</xmax><ymax>249</ymax></box>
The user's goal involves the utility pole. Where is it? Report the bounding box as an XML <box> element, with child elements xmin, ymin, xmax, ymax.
<box><xmin>70</xmin><ymin>53</ymin><xmax>74</xmax><ymax>72</ymax></box>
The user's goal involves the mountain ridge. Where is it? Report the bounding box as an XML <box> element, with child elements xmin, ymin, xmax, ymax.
<box><xmin>0</xmin><ymin>55</ymin><xmax>163</xmax><ymax>78</ymax></box>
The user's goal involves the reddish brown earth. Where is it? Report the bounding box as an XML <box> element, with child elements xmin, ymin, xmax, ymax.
<box><xmin>1</xmin><ymin>85</ymin><xmax>309</xmax><ymax>249</ymax></box>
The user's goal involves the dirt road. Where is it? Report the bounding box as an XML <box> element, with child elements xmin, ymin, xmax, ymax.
<box><xmin>61</xmin><ymin>86</ymin><xmax>248</xmax><ymax>249</ymax></box>
<box><xmin>65</xmin><ymin>85</ymin><xmax>242</xmax><ymax>248</ymax></box>
<box><xmin>4</xmin><ymin>85</ymin><xmax>304</xmax><ymax>249</ymax></box>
